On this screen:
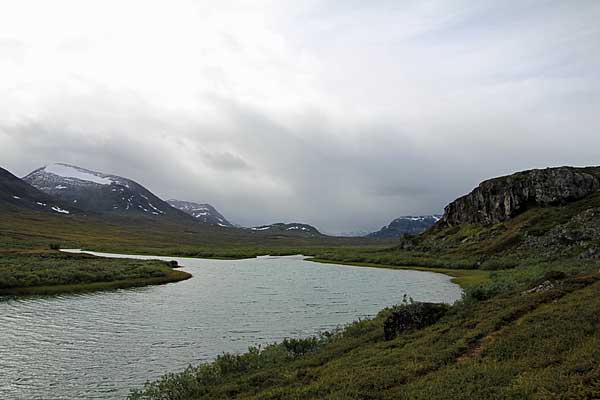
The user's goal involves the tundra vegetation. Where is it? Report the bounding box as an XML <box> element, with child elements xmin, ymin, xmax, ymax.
<box><xmin>2</xmin><ymin>168</ymin><xmax>600</xmax><ymax>398</ymax></box>
<box><xmin>126</xmin><ymin>185</ymin><xmax>600</xmax><ymax>399</ymax></box>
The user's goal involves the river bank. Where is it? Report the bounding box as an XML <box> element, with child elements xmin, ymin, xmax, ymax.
<box><xmin>0</xmin><ymin>250</ymin><xmax>191</xmax><ymax>296</ymax></box>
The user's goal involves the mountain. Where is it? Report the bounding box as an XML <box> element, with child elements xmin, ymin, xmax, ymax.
<box><xmin>247</xmin><ymin>223</ymin><xmax>322</xmax><ymax>237</ymax></box>
<box><xmin>336</xmin><ymin>231</ymin><xmax>371</xmax><ymax>237</ymax></box>
<box><xmin>167</xmin><ymin>200</ymin><xmax>233</xmax><ymax>227</ymax></box>
<box><xmin>23</xmin><ymin>163</ymin><xmax>189</xmax><ymax>220</ymax></box>
<box><xmin>440</xmin><ymin>166</ymin><xmax>600</xmax><ymax>226</ymax></box>
<box><xmin>403</xmin><ymin>165</ymin><xmax>600</xmax><ymax>263</ymax></box>
<box><xmin>0</xmin><ymin>166</ymin><xmax>75</xmax><ymax>214</ymax></box>
<box><xmin>369</xmin><ymin>215</ymin><xmax>442</xmax><ymax>238</ymax></box>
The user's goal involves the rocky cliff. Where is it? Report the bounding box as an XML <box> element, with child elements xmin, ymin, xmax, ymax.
<box><xmin>441</xmin><ymin>166</ymin><xmax>600</xmax><ymax>226</ymax></box>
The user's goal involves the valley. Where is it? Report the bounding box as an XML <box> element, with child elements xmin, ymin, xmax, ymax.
<box><xmin>2</xmin><ymin>164</ymin><xmax>600</xmax><ymax>399</ymax></box>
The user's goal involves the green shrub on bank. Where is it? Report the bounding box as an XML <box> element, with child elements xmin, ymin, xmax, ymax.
<box><xmin>128</xmin><ymin>270</ymin><xmax>600</xmax><ymax>400</ymax></box>
<box><xmin>0</xmin><ymin>252</ymin><xmax>178</xmax><ymax>291</ymax></box>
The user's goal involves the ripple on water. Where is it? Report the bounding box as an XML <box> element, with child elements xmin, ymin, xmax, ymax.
<box><xmin>0</xmin><ymin>252</ymin><xmax>462</xmax><ymax>400</ymax></box>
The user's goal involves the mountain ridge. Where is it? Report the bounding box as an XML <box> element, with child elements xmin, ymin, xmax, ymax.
<box><xmin>369</xmin><ymin>215</ymin><xmax>442</xmax><ymax>238</ymax></box>
<box><xmin>23</xmin><ymin>163</ymin><xmax>191</xmax><ymax>221</ymax></box>
<box><xmin>167</xmin><ymin>199</ymin><xmax>233</xmax><ymax>227</ymax></box>
<box><xmin>0</xmin><ymin>166</ymin><xmax>76</xmax><ymax>215</ymax></box>
<box><xmin>246</xmin><ymin>222</ymin><xmax>322</xmax><ymax>237</ymax></box>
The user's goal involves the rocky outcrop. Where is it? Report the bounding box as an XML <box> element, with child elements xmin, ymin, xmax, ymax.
<box><xmin>441</xmin><ymin>167</ymin><xmax>600</xmax><ymax>226</ymax></box>
<box><xmin>521</xmin><ymin>207</ymin><xmax>600</xmax><ymax>259</ymax></box>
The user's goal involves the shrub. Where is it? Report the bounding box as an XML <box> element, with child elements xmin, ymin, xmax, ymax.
<box><xmin>383</xmin><ymin>299</ymin><xmax>449</xmax><ymax>340</ymax></box>
<box><xmin>282</xmin><ymin>337</ymin><xmax>320</xmax><ymax>358</ymax></box>
<box><xmin>49</xmin><ymin>243</ymin><xmax>61</xmax><ymax>250</ymax></box>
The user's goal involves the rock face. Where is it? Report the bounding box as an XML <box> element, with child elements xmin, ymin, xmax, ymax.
<box><xmin>369</xmin><ymin>215</ymin><xmax>442</xmax><ymax>238</ymax></box>
<box><xmin>521</xmin><ymin>207</ymin><xmax>600</xmax><ymax>259</ymax></box>
<box><xmin>441</xmin><ymin>167</ymin><xmax>600</xmax><ymax>226</ymax></box>
<box><xmin>167</xmin><ymin>199</ymin><xmax>233</xmax><ymax>227</ymax></box>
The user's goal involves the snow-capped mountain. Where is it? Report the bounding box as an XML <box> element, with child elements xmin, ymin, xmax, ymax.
<box><xmin>247</xmin><ymin>223</ymin><xmax>322</xmax><ymax>236</ymax></box>
<box><xmin>23</xmin><ymin>163</ymin><xmax>187</xmax><ymax>219</ymax></box>
<box><xmin>368</xmin><ymin>215</ymin><xmax>442</xmax><ymax>238</ymax></box>
<box><xmin>0</xmin><ymin>166</ymin><xmax>75</xmax><ymax>214</ymax></box>
<box><xmin>167</xmin><ymin>200</ymin><xmax>233</xmax><ymax>227</ymax></box>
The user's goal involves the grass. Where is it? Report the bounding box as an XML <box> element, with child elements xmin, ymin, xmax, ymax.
<box><xmin>0</xmin><ymin>268</ymin><xmax>190</xmax><ymax>296</ymax></box>
<box><xmin>128</xmin><ymin>271</ymin><xmax>600</xmax><ymax>399</ymax></box>
<box><xmin>3</xmin><ymin>194</ymin><xmax>600</xmax><ymax>397</ymax></box>
<box><xmin>122</xmin><ymin>194</ymin><xmax>600</xmax><ymax>399</ymax></box>
<box><xmin>0</xmin><ymin>207</ymin><xmax>383</xmax><ymax>295</ymax></box>
<box><xmin>307</xmin><ymin>258</ymin><xmax>491</xmax><ymax>289</ymax></box>
<box><xmin>0</xmin><ymin>250</ymin><xmax>191</xmax><ymax>295</ymax></box>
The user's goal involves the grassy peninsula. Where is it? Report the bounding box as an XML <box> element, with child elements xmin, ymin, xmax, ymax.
<box><xmin>0</xmin><ymin>250</ymin><xmax>190</xmax><ymax>296</ymax></box>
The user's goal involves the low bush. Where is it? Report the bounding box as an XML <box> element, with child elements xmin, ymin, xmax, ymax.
<box><xmin>383</xmin><ymin>299</ymin><xmax>449</xmax><ymax>340</ymax></box>
<box><xmin>0</xmin><ymin>252</ymin><xmax>176</xmax><ymax>290</ymax></box>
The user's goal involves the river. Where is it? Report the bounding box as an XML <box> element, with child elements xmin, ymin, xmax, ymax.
<box><xmin>0</xmin><ymin>251</ymin><xmax>462</xmax><ymax>399</ymax></box>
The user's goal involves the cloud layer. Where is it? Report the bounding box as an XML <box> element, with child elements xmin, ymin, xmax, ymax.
<box><xmin>1</xmin><ymin>0</ymin><xmax>599</xmax><ymax>233</ymax></box>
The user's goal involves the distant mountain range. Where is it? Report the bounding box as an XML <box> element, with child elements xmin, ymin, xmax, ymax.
<box><xmin>1</xmin><ymin>163</ymin><xmax>445</xmax><ymax>240</ymax></box>
<box><xmin>368</xmin><ymin>215</ymin><xmax>442</xmax><ymax>238</ymax></box>
<box><xmin>246</xmin><ymin>223</ymin><xmax>321</xmax><ymax>236</ymax></box>
<box><xmin>167</xmin><ymin>199</ymin><xmax>233</xmax><ymax>227</ymax></box>
<box><xmin>3</xmin><ymin>163</ymin><xmax>325</xmax><ymax>237</ymax></box>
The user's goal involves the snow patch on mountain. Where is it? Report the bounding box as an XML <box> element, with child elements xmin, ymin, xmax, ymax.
<box><xmin>44</xmin><ymin>163</ymin><xmax>114</xmax><ymax>185</ymax></box>
<box><xmin>247</xmin><ymin>223</ymin><xmax>321</xmax><ymax>236</ymax></box>
<box><xmin>251</xmin><ymin>226</ymin><xmax>271</xmax><ymax>231</ymax></box>
<box><xmin>167</xmin><ymin>199</ymin><xmax>233</xmax><ymax>227</ymax></box>
<box><xmin>23</xmin><ymin>163</ymin><xmax>186</xmax><ymax>219</ymax></box>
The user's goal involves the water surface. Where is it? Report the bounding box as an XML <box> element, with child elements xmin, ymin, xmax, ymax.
<box><xmin>0</xmin><ymin>251</ymin><xmax>462</xmax><ymax>399</ymax></box>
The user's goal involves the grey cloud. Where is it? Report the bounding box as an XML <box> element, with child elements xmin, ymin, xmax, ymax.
<box><xmin>1</xmin><ymin>1</ymin><xmax>600</xmax><ymax>234</ymax></box>
<box><xmin>201</xmin><ymin>151</ymin><xmax>250</xmax><ymax>171</ymax></box>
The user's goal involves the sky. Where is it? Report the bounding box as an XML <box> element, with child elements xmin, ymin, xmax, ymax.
<box><xmin>1</xmin><ymin>0</ymin><xmax>599</xmax><ymax>234</ymax></box>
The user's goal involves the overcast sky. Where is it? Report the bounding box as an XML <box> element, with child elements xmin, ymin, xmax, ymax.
<box><xmin>1</xmin><ymin>1</ymin><xmax>599</xmax><ymax>233</ymax></box>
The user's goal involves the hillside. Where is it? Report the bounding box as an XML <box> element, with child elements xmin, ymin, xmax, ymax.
<box><xmin>23</xmin><ymin>163</ymin><xmax>191</xmax><ymax>221</ymax></box>
<box><xmin>129</xmin><ymin>165</ymin><xmax>600</xmax><ymax>400</ymax></box>
<box><xmin>441</xmin><ymin>166</ymin><xmax>600</xmax><ymax>226</ymax></box>
<box><xmin>167</xmin><ymin>199</ymin><xmax>233</xmax><ymax>227</ymax></box>
<box><xmin>0</xmin><ymin>166</ymin><xmax>75</xmax><ymax>214</ymax></box>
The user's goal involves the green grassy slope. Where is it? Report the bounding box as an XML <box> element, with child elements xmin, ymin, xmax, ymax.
<box><xmin>0</xmin><ymin>250</ymin><xmax>190</xmax><ymax>295</ymax></box>
<box><xmin>0</xmin><ymin>208</ymin><xmax>387</xmax><ymax>255</ymax></box>
<box><xmin>3</xmin><ymin>184</ymin><xmax>600</xmax><ymax>397</ymax></box>
<box><xmin>0</xmin><ymin>207</ymin><xmax>387</xmax><ymax>294</ymax></box>
<box><xmin>129</xmin><ymin>272</ymin><xmax>600</xmax><ymax>399</ymax></box>
<box><xmin>126</xmin><ymin>193</ymin><xmax>600</xmax><ymax>399</ymax></box>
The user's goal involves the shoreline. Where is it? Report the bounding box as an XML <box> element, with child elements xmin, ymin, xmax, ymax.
<box><xmin>2</xmin><ymin>249</ymin><xmax>486</xmax><ymax>297</ymax></box>
<box><xmin>306</xmin><ymin>257</ymin><xmax>490</xmax><ymax>289</ymax></box>
<box><xmin>0</xmin><ymin>268</ymin><xmax>191</xmax><ymax>296</ymax></box>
